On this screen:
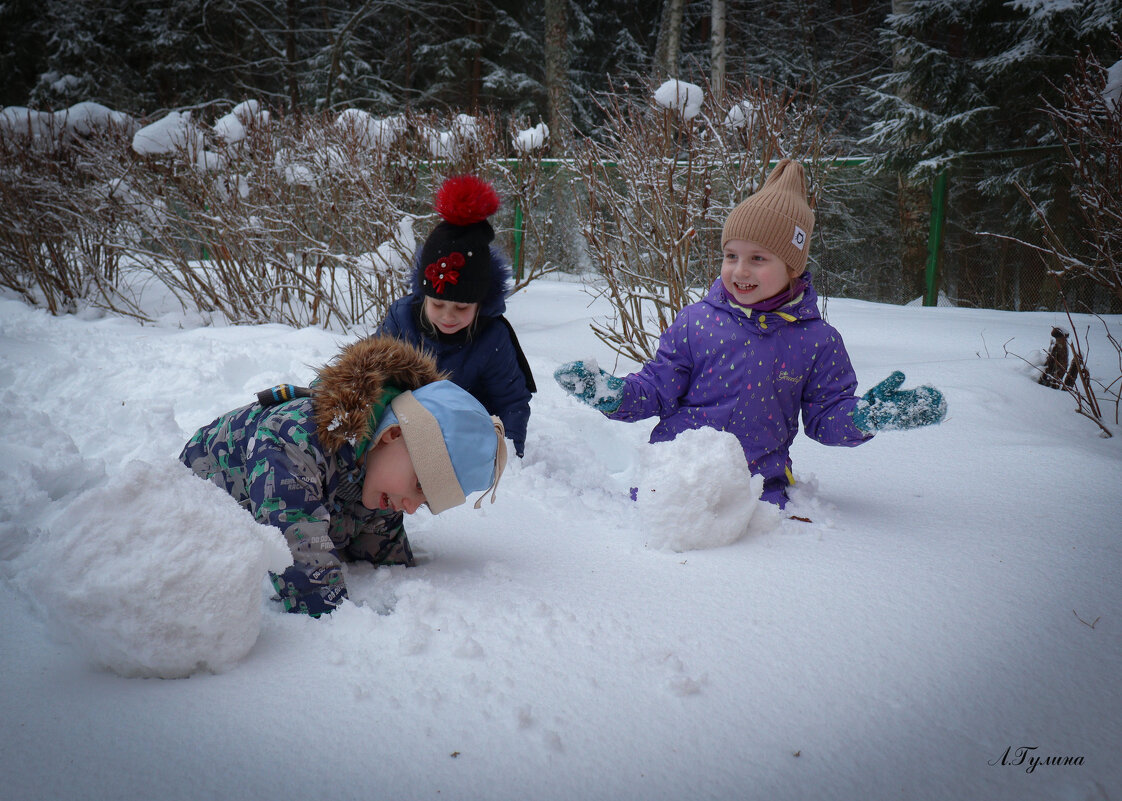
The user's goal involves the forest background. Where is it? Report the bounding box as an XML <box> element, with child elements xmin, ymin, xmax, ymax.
<box><xmin>1</xmin><ymin>0</ymin><xmax>1120</xmax><ymax>330</ymax></box>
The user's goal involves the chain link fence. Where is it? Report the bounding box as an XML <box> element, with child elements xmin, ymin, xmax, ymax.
<box><xmin>808</xmin><ymin>156</ymin><xmax>1120</xmax><ymax>314</ymax></box>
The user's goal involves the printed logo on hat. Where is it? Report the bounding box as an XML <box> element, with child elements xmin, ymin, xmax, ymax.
<box><xmin>791</xmin><ymin>225</ymin><xmax>807</xmax><ymax>250</ymax></box>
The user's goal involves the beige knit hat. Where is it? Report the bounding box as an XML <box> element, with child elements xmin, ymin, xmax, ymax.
<box><xmin>721</xmin><ymin>159</ymin><xmax>815</xmax><ymax>276</ymax></box>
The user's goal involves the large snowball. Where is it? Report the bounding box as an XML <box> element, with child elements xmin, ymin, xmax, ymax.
<box><xmin>29</xmin><ymin>459</ymin><xmax>292</xmax><ymax>678</ymax></box>
<box><xmin>636</xmin><ymin>428</ymin><xmax>763</xmax><ymax>551</ymax></box>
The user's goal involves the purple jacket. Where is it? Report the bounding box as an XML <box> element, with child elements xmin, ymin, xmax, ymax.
<box><xmin>610</xmin><ymin>274</ymin><xmax>871</xmax><ymax>503</ymax></box>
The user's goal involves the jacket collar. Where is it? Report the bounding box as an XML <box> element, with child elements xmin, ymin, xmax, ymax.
<box><xmin>704</xmin><ymin>273</ymin><xmax>822</xmax><ymax>332</ymax></box>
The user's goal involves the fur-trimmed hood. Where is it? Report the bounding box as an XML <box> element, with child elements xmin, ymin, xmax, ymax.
<box><xmin>314</xmin><ymin>335</ymin><xmax>446</xmax><ymax>452</ymax></box>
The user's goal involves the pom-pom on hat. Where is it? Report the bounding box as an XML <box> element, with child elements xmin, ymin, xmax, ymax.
<box><xmin>418</xmin><ymin>175</ymin><xmax>501</xmax><ymax>304</ymax></box>
<box><xmin>721</xmin><ymin>159</ymin><xmax>815</xmax><ymax>276</ymax></box>
<box><xmin>374</xmin><ymin>380</ymin><xmax>507</xmax><ymax>514</ymax></box>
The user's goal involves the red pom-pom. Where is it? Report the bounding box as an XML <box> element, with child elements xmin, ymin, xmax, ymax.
<box><xmin>434</xmin><ymin>175</ymin><xmax>500</xmax><ymax>226</ymax></box>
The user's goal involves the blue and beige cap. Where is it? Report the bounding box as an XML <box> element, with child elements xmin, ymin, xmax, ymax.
<box><xmin>374</xmin><ymin>380</ymin><xmax>507</xmax><ymax>514</ymax></box>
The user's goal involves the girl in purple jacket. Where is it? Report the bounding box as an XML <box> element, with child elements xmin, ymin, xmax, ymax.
<box><xmin>555</xmin><ymin>159</ymin><xmax>946</xmax><ymax>508</ymax></box>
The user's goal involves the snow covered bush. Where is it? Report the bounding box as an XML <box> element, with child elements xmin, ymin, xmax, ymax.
<box><xmin>573</xmin><ymin>78</ymin><xmax>831</xmax><ymax>363</ymax></box>
<box><xmin>0</xmin><ymin>99</ymin><xmax>563</xmax><ymax>327</ymax></box>
<box><xmin>0</xmin><ymin>119</ymin><xmax>145</xmax><ymax>317</ymax></box>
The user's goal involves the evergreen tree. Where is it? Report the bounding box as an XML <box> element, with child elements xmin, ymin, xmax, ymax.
<box><xmin>0</xmin><ymin>0</ymin><xmax>48</xmax><ymax>107</ymax></box>
<box><xmin>568</xmin><ymin>0</ymin><xmax>659</xmax><ymax>133</ymax></box>
<box><xmin>721</xmin><ymin>0</ymin><xmax>888</xmax><ymax>146</ymax></box>
<box><xmin>862</xmin><ymin>0</ymin><xmax>1121</xmax><ymax>305</ymax></box>
<box><xmin>864</xmin><ymin>0</ymin><xmax>1120</xmax><ymax>182</ymax></box>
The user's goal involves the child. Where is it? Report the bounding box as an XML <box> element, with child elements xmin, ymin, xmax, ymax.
<box><xmin>555</xmin><ymin>159</ymin><xmax>946</xmax><ymax>508</ymax></box>
<box><xmin>378</xmin><ymin>175</ymin><xmax>535</xmax><ymax>458</ymax></box>
<box><xmin>180</xmin><ymin>335</ymin><xmax>507</xmax><ymax>616</ymax></box>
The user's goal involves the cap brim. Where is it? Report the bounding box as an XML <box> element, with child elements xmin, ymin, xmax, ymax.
<box><xmin>390</xmin><ymin>391</ymin><xmax>466</xmax><ymax>514</ymax></box>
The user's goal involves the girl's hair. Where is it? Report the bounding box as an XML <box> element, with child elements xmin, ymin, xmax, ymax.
<box><xmin>419</xmin><ymin>297</ymin><xmax>481</xmax><ymax>341</ymax></box>
<box><xmin>785</xmin><ymin>269</ymin><xmax>801</xmax><ymax>295</ymax></box>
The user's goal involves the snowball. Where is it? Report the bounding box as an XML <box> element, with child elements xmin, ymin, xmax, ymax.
<box><xmin>654</xmin><ymin>79</ymin><xmax>705</xmax><ymax>119</ymax></box>
<box><xmin>195</xmin><ymin>148</ymin><xmax>226</xmax><ymax>171</ymax></box>
<box><xmin>213</xmin><ymin>112</ymin><xmax>246</xmax><ymax>144</ymax></box>
<box><xmin>514</xmin><ymin>122</ymin><xmax>549</xmax><ymax>153</ymax></box>
<box><xmin>635</xmin><ymin>428</ymin><xmax>763</xmax><ymax>552</ymax></box>
<box><xmin>27</xmin><ymin>459</ymin><xmax>292</xmax><ymax>678</ymax></box>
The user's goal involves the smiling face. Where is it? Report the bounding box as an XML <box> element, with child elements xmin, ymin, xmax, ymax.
<box><xmin>361</xmin><ymin>426</ymin><xmax>427</xmax><ymax>514</ymax></box>
<box><xmin>423</xmin><ymin>297</ymin><xmax>478</xmax><ymax>336</ymax></box>
<box><xmin>720</xmin><ymin>238</ymin><xmax>793</xmax><ymax>306</ymax></box>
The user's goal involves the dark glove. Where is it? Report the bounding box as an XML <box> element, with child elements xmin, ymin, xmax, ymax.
<box><xmin>270</xmin><ymin>564</ymin><xmax>347</xmax><ymax>617</ymax></box>
<box><xmin>554</xmin><ymin>360</ymin><xmax>625</xmax><ymax>413</ymax></box>
<box><xmin>851</xmin><ymin>371</ymin><xmax>947</xmax><ymax>433</ymax></box>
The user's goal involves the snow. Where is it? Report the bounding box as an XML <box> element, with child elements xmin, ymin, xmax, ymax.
<box><xmin>55</xmin><ymin>101</ymin><xmax>137</xmax><ymax>137</ymax></box>
<box><xmin>636</xmin><ymin>428</ymin><xmax>771</xmax><ymax>551</ymax></box>
<box><xmin>654</xmin><ymin>79</ymin><xmax>705</xmax><ymax>119</ymax></box>
<box><xmin>1</xmin><ymin>277</ymin><xmax>1120</xmax><ymax>800</ymax></box>
<box><xmin>213</xmin><ymin>100</ymin><xmax>269</xmax><ymax>145</ymax></box>
<box><xmin>0</xmin><ymin>106</ymin><xmax>54</xmax><ymax>137</ymax></box>
<box><xmin>514</xmin><ymin>122</ymin><xmax>549</xmax><ymax>152</ymax></box>
<box><xmin>355</xmin><ymin>214</ymin><xmax>417</xmax><ymax>278</ymax></box>
<box><xmin>1</xmin><ymin>102</ymin><xmax>136</xmax><ymax>139</ymax></box>
<box><xmin>21</xmin><ymin>459</ymin><xmax>291</xmax><ymax>678</ymax></box>
<box><xmin>132</xmin><ymin>110</ymin><xmax>199</xmax><ymax>156</ymax></box>
<box><xmin>724</xmin><ymin>100</ymin><xmax>757</xmax><ymax>130</ymax></box>
<box><xmin>1104</xmin><ymin>59</ymin><xmax>1122</xmax><ymax>110</ymax></box>
<box><xmin>335</xmin><ymin>108</ymin><xmax>405</xmax><ymax>149</ymax></box>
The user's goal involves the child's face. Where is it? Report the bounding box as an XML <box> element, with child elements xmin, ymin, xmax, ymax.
<box><xmin>720</xmin><ymin>239</ymin><xmax>792</xmax><ymax>305</ymax></box>
<box><xmin>362</xmin><ymin>427</ymin><xmax>427</xmax><ymax>514</ymax></box>
<box><xmin>424</xmin><ymin>297</ymin><xmax>479</xmax><ymax>335</ymax></box>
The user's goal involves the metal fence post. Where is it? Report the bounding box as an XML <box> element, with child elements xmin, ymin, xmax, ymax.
<box><xmin>924</xmin><ymin>170</ymin><xmax>948</xmax><ymax>306</ymax></box>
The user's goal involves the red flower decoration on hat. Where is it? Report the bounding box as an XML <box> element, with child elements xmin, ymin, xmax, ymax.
<box><xmin>424</xmin><ymin>251</ymin><xmax>466</xmax><ymax>294</ymax></box>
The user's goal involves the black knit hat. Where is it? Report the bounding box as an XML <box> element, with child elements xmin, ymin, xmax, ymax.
<box><xmin>418</xmin><ymin>176</ymin><xmax>501</xmax><ymax>304</ymax></box>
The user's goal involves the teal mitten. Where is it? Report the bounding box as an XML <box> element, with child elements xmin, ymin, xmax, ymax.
<box><xmin>851</xmin><ymin>371</ymin><xmax>947</xmax><ymax>433</ymax></box>
<box><xmin>554</xmin><ymin>360</ymin><xmax>625</xmax><ymax>413</ymax></box>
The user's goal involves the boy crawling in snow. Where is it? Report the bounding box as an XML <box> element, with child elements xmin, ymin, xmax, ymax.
<box><xmin>180</xmin><ymin>336</ymin><xmax>507</xmax><ymax>616</ymax></box>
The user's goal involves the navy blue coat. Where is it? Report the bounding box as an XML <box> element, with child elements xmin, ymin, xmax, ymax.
<box><xmin>378</xmin><ymin>249</ymin><xmax>534</xmax><ymax>455</ymax></box>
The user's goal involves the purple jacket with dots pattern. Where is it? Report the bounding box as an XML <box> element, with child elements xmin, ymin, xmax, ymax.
<box><xmin>609</xmin><ymin>274</ymin><xmax>872</xmax><ymax>499</ymax></box>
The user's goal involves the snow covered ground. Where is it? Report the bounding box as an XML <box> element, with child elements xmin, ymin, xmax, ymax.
<box><xmin>1</xmin><ymin>276</ymin><xmax>1119</xmax><ymax>801</ymax></box>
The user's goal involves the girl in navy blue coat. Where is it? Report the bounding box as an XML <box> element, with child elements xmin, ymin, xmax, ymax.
<box><xmin>378</xmin><ymin>176</ymin><xmax>535</xmax><ymax>457</ymax></box>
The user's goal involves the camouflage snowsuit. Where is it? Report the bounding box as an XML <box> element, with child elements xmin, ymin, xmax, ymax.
<box><xmin>179</xmin><ymin>337</ymin><xmax>445</xmax><ymax>616</ymax></box>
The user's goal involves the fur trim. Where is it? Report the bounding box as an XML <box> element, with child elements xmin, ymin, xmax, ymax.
<box><xmin>314</xmin><ymin>336</ymin><xmax>446</xmax><ymax>452</ymax></box>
